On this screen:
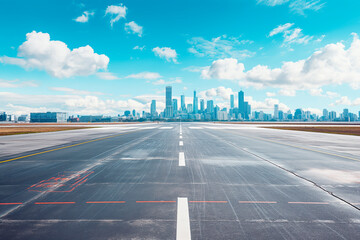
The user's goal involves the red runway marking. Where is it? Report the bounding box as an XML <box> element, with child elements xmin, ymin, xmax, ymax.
<box><xmin>189</xmin><ymin>201</ymin><xmax>228</xmax><ymax>203</ymax></box>
<box><xmin>86</xmin><ymin>201</ymin><xmax>125</xmax><ymax>204</ymax></box>
<box><xmin>288</xmin><ymin>202</ymin><xmax>329</xmax><ymax>204</ymax></box>
<box><xmin>136</xmin><ymin>201</ymin><xmax>176</xmax><ymax>203</ymax></box>
<box><xmin>0</xmin><ymin>203</ymin><xmax>23</xmax><ymax>205</ymax></box>
<box><xmin>239</xmin><ymin>201</ymin><xmax>277</xmax><ymax>204</ymax></box>
<box><xmin>34</xmin><ymin>202</ymin><xmax>75</xmax><ymax>205</ymax></box>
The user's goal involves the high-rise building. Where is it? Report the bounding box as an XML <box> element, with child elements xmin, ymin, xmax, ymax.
<box><xmin>230</xmin><ymin>94</ymin><xmax>234</xmax><ymax>109</ymax></box>
<box><xmin>238</xmin><ymin>91</ymin><xmax>245</xmax><ymax>118</ymax></box>
<box><xmin>343</xmin><ymin>108</ymin><xmax>349</xmax><ymax>121</ymax></box>
<box><xmin>329</xmin><ymin>111</ymin><xmax>336</xmax><ymax>120</ymax></box>
<box><xmin>322</xmin><ymin>109</ymin><xmax>329</xmax><ymax>121</ymax></box>
<box><xmin>165</xmin><ymin>86</ymin><xmax>173</xmax><ymax>118</ymax></box>
<box><xmin>187</xmin><ymin>104</ymin><xmax>193</xmax><ymax>113</ymax></box>
<box><xmin>200</xmin><ymin>99</ymin><xmax>205</xmax><ymax>112</ymax></box>
<box><xmin>172</xmin><ymin>99</ymin><xmax>178</xmax><ymax>115</ymax></box>
<box><xmin>181</xmin><ymin>94</ymin><xmax>186</xmax><ymax>111</ymax></box>
<box><xmin>206</xmin><ymin>100</ymin><xmax>214</xmax><ymax>113</ymax></box>
<box><xmin>151</xmin><ymin>100</ymin><xmax>156</xmax><ymax>117</ymax></box>
<box><xmin>274</xmin><ymin>104</ymin><xmax>279</xmax><ymax>120</ymax></box>
<box><xmin>193</xmin><ymin>91</ymin><xmax>198</xmax><ymax>113</ymax></box>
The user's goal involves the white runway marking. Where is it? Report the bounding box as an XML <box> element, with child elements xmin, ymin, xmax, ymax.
<box><xmin>179</xmin><ymin>141</ymin><xmax>183</xmax><ymax>146</ymax></box>
<box><xmin>180</xmin><ymin>136</ymin><xmax>183</xmax><ymax>139</ymax></box>
<box><xmin>176</xmin><ymin>197</ymin><xmax>191</xmax><ymax>240</ymax></box>
<box><xmin>160</xmin><ymin>127</ymin><xmax>173</xmax><ymax>129</ymax></box>
<box><xmin>179</xmin><ymin>152</ymin><xmax>185</xmax><ymax>166</ymax></box>
<box><xmin>188</xmin><ymin>127</ymin><xmax>203</xmax><ymax>129</ymax></box>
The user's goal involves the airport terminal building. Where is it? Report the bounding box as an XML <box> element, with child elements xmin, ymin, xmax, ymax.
<box><xmin>30</xmin><ymin>112</ymin><xmax>67</xmax><ymax>123</ymax></box>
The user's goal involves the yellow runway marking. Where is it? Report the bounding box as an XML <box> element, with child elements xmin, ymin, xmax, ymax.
<box><xmin>0</xmin><ymin>131</ymin><xmax>139</xmax><ymax>164</ymax></box>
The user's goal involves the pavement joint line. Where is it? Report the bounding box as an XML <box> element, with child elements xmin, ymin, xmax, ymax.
<box><xmin>0</xmin><ymin>203</ymin><xmax>23</xmax><ymax>205</ymax></box>
<box><xmin>34</xmin><ymin>202</ymin><xmax>75</xmax><ymax>205</ymax></box>
<box><xmin>179</xmin><ymin>152</ymin><xmax>185</xmax><ymax>166</ymax></box>
<box><xmin>288</xmin><ymin>202</ymin><xmax>329</xmax><ymax>204</ymax></box>
<box><xmin>0</xmin><ymin>130</ymin><xmax>142</xmax><ymax>164</ymax></box>
<box><xmin>179</xmin><ymin>141</ymin><xmax>183</xmax><ymax>146</ymax></box>
<box><xmin>177</xmin><ymin>197</ymin><xmax>191</xmax><ymax>240</ymax></box>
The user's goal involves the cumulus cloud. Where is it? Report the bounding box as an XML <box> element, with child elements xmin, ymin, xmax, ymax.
<box><xmin>266</xmin><ymin>92</ymin><xmax>276</xmax><ymax>97</ymax></box>
<box><xmin>188</xmin><ymin>35</ymin><xmax>254</xmax><ymax>59</ymax></box>
<box><xmin>105</xmin><ymin>4</ymin><xmax>127</xmax><ymax>27</ymax></box>
<box><xmin>200</xmin><ymin>33</ymin><xmax>360</xmax><ymax>95</ymax></box>
<box><xmin>125</xmin><ymin>72</ymin><xmax>162</xmax><ymax>79</ymax></box>
<box><xmin>74</xmin><ymin>11</ymin><xmax>94</xmax><ymax>23</ymax></box>
<box><xmin>198</xmin><ymin>87</ymin><xmax>234</xmax><ymax>101</ymax></box>
<box><xmin>125</xmin><ymin>21</ymin><xmax>143</xmax><ymax>37</ymax></box>
<box><xmin>152</xmin><ymin>47</ymin><xmax>178</xmax><ymax>63</ymax></box>
<box><xmin>0</xmin><ymin>31</ymin><xmax>109</xmax><ymax>78</ymax></box>
<box><xmin>330</xmin><ymin>96</ymin><xmax>360</xmax><ymax>107</ymax></box>
<box><xmin>257</xmin><ymin>0</ymin><xmax>324</xmax><ymax>15</ymax></box>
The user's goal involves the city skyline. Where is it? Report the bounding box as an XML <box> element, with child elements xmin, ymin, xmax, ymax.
<box><xmin>2</xmin><ymin>1</ymin><xmax>360</xmax><ymax>116</ymax></box>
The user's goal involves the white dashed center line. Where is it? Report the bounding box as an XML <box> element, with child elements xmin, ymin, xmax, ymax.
<box><xmin>179</xmin><ymin>152</ymin><xmax>185</xmax><ymax>166</ymax></box>
<box><xmin>179</xmin><ymin>141</ymin><xmax>183</xmax><ymax>146</ymax></box>
<box><xmin>176</xmin><ymin>197</ymin><xmax>191</xmax><ymax>240</ymax></box>
<box><xmin>180</xmin><ymin>136</ymin><xmax>183</xmax><ymax>139</ymax></box>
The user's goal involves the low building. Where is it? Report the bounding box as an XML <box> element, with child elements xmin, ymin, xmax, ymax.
<box><xmin>30</xmin><ymin>112</ymin><xmax>67</xmax><ymax>123</ymax></box>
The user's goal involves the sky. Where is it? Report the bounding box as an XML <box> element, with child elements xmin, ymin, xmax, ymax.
<box><xmin>1</xmin><ymin>0</ymin><xmax>360</xmax><ymax>116</ymax></box>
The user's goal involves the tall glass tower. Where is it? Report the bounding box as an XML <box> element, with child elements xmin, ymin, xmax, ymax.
<box><xmin>165</xmin><ymin>86</ymin><xmax>173</xmax><ymax>118</ymax></box>
<box><xmin>193</xmin><ymin>91</ymin><xmax>198</xmax><ymax>114</ymax></box>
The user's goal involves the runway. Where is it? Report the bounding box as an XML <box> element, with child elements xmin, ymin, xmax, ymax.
<box><xmin>0</xmin><ymin>122</ymin><xmax>359</xmax><ymax>239</ymax></box>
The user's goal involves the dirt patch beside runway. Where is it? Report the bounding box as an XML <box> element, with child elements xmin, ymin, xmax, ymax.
<box><xmin>0</xmin><ymin>127</ymin><xmax>93</xmax><ymax>136</ymax></box>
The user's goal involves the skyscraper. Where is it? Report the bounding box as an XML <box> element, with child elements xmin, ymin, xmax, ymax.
<box><xmin>181</xmin><ymin>94</ymin><xmax>186</xmax><ymax>111</ymax></box>
<box><xmin>151</xmin><ymin>100</ymin><xmax>156</xmax><ymax>117</ymax></box>
<box><xmin>207</xmin><ymin>100</ymin><xmax>214</xmax><ymax>113</ymax></box>
<box><xmin>193</xmin><ymin>90</ymin><xmax>198</xmax><ymax>113</ymax></box>
<box><xmin>172</xmin><ymin>99</ymin><xmax>178</xmax><ymax>115</ymax></box>
<box><xmin>230</xmin><ymin>94</ymin><xmax>234</xmax><ymax>109</ymax></box>
<box><xmin>200</xmin><ymin>99</ymin><xmax>205</xmax><ymax>112</ymax></box>
<box><xmin>165</xmin><ymin>86</ymin><xmax>173</xmax><ymax>118</ymax></box>
<box><xmin>274</xmin><ymin>104</ymin><xmax>279</xmax><ymax>120</ymax></box>
<box><xmin>238</xmin><ymin>90</ymin><xmax>245</xmax><ymax>118</ymax></box>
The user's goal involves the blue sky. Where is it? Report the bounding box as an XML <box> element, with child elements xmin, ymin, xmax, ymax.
<box><xmin>1</xmin><ymin>0</ymin><xmax>360</xmax><ymax>116</ymax></box>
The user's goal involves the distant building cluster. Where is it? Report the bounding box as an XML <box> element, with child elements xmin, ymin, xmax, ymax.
<box><xmin>1</xmin><ymin>86</ymin><xmax>360</xmax><ymax>123</ymax></box>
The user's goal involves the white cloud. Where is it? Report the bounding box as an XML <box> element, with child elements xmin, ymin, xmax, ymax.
<box><xmin>0</xmin><ymin>31</ymin><xmax>109</xmax><ymax>78</ymax></box>
<box><xmin>201</xmin><ymin>58</ymin><xmax>245</xmax><ymax>80</ymax></box>
<box><xmin>133</xmin><ymin>45</ymin><xmax>145</xmax><ymax>51</ymax></box>
<box><xmin>266</xmin><ymin>92</ymin><xmax>276</xmax><ymax>97</ymax></box>
<box><xmin>188</xmin><ymin>36</ymin><xmax>254</xmax><ymax>59</ymax></box>
<box><xmin>105</xmin><ymin>4</ymin><xmax>127</xmax><ymax>27</ymax></box>
<box><xmin>331</xmin><ymin>96</ymin><xmax>360</xmax><ymax>106</ymax></box>
<box><xmin>200</xmin><ymin>33</ymin><xmax>360</xmax><ymax>95</ymax></box>
<box><xmin>50</xmin><ymin>87</ymin><xmax>104</xmax><ymax>95</ymax></box>
<box><xmin>125</xmin><ymin>72</ymin><xmax>162</xmax><ymax>79</ymax></box>
<box><xmin>258</xmin><ymin>0</ymin><xmax>324</xmax><ymax>15</ymax></box>
<box><xmin>278</xmin><ymin>89</ymin><xmax>296</xmax><ymax>96</ymax></box>
<box><xmin>0</xmin><ymin>79</ymin><xmax>38</xmax><ymax>88</ymax></box>
<box><xmin>269</xmin><ymin>23</ymin><xmax>294</xmax><ymax>37</ymax></box>
<box><xmin>125</xmin><ymin>21</ymin><xmax>143</xmax><ymax>37</ymax></box>
<box><xmin>326</xmin><ymin>91</ymin><xmax>340</xmax><ymax>99</ymax></box>
<box><xmin>152</xmin><ymin>47</ymin><xmax>178</xmax><ymax>63</ymax></box>
<box><xmin>269</xmin><ymin>23</ymin><xmax>314</xmax><ymax>46</ymax></box>
<box><xmin>152</xmin><ymin>78</ymin><xmax>182</xmax><ymax>85</ymax></box>
<box><xmin>74</xmin><ymin>11</ymin><xmax>94</xmax><ymax>23</ymax></box>
<box><xmin>257</xmin><ymin>0</ymin><xmax>290</xmax><ymax>6</ymax></box>
<box><xmin>96</xmin><ymin>72</ymin><xmax>119</xmax><ymax>80</ymax></box>
<box><xmin>198</xmin><ymin>86</ymin><xmax>234</xmax><ymax>101</ymax></box>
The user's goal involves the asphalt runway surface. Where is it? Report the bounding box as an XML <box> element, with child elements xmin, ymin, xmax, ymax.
<box><xmin>0</xmin><ymin>122</ymin><xmax>359</xmax><ymax>239</ymax></box>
